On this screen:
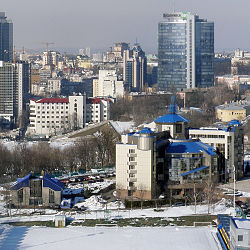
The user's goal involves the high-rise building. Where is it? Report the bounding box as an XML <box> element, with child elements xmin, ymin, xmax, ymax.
<box><xmin>123</xmin><ymin>44</ymin><xmax>147</xmax><ymax>92</ymax></box>
<box><xmin>0</xmin><ymin>61</ymin><xmax>30</xmax><ymax>127</ymax></box>
<box><xmin>0</xmin><ymin>12</ymin><xmax>13</xmax><ymax>62</ymax></box>
<box><xmin>158</xmin><ymin>12</ymin><xmax>214</xmax><ymax>91</ymax></box>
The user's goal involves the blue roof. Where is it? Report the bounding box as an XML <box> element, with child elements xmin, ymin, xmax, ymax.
<box><xmin>228</xmin><ymin>119</ymin><xmax>241</xmax><ymax>126</ymax></box>
<box><xmin>155</xmin><ymin>113</ymin><xmax>189</xmax><ymax>124</ymax></box>
<box><xmin>43</xmin><ymin>173</ymin><xmax>65</xmax><ymax>191</ymax></box>
<box><xmin>11</xmin><ymin>173</ymin><xmax>65</xmax><ymax>191</ymax></box>
<box><xmin>139</xmin><ymin>127</ymin><xmax>154</xmax><ymax>134</ymax></box>
<box><xmin>166</xmin><ymin>140</ymin><xmax>216</xmax><ymax>156</ymax></box>
<box><xmin>180</xmin><ymin>166</ymin><xmax>209</xmax><ymax>176</ymax></box>
<box><xmin>12</xmin><ymin>173</ymin><xmax>32</xmax><ymax>190</ymax></box>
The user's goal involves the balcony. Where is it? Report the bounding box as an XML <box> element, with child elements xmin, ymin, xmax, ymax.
<box><xmin>127</xmin><ymin>169</ymin><xmax>137</xmax><ymax>174</ymax></box>
<box><xmin>127</xmin><ymin>178</ymin><xmax>137</xmax><ymax>182</ymax></box>
<box><xmin>127</xmin><ymin>161</ymin><xmax>137</xmax><ymax>166</ymax></box>
<box><xmin>128</xmin><ymin>186</ymin><xmax>136</xmax><ymax>191</ymax></box>
<box><xmin>127</xmin><ymin>153</ymin><xmax>137</xmax><ymax>157</ymax></box>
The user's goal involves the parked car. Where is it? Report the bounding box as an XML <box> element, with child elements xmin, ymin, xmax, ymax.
<box><xmin>172</xmin><ymin>202</ymin><xmax>184</xmax><ymax>207</ymax></box>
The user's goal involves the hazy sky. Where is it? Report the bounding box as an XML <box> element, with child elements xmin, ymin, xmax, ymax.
<box><xmin>1</xmin><ymin>0</ymin><xmax>250</xmax><ymax>53</ymax></box>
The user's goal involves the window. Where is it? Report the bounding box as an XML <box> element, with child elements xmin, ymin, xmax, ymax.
<box><xmin>30</xmin><ymin>179</ymin><xmax>42</xmax><ymax>197</ymax></box>
<box><xmin>238</xmin><ymin>235</ymin><xmax>243</xmax><ymax>241</ymax></box>
<box><xmin>17</xmin><ymin>189</ymin><xmax>23</xmax><ymax>203</ymax></box>
<box><xmin>129</xmin><ymin>157</ymin><xmax>135</xmax><ymax>161</ymax></box>
<box><xmin>176</xmin><ymin>124</ymin><xmax>182</xmax><ymax>133</ymax></box>
<box><xmin>129</xmin><ymin>165</ymin><xmax>135</xmax><ymax>170</ymax></box>
<box><xmin>49</xmin><ymin>189</ymin><xmax>54</xmax><ymax>203</ymax></box>
<box><xmin>129</xmin><ymin>149</ymin><xmax>135</xmax><ymax>153</ymax></box>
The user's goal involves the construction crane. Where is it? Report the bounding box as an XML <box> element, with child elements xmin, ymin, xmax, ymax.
<box><xmin>41</xmin><ymin>42</ymin><xmax>55</xmax><ymax>54</ymax></box>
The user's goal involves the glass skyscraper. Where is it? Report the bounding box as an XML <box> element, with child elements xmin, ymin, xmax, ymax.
<box><xmin>0</xmin><ymin>12</ymin><xmax>13</xmax><ymax>62</ymax></box>
<box><xmin>158</xmin><ymin>12</ymin><xmax>214</xmax><ymax>91</ymax></box>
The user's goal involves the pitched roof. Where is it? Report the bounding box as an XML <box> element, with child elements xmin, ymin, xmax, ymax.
<box><xmin>166</xmin><ymin>140</ymin><xmax>216</xmax><ymax>156</ymax></box>
<box><xmin>11</xmin><ymin>173</ymin><xmax>65</xmax><ymax>191</ymax></box>
<box><xmin>155</xmin><ymin>113</ymin><xmax>189</xmax><ymax>124</ymax></box>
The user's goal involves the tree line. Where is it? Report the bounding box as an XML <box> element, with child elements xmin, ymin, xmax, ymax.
<box><xmin>0</xmin><ymin>127</ymin><xmax>118</xmax><ymax>183</ymax></box>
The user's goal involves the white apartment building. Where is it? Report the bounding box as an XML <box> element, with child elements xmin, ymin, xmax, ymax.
<box><xmin>47</xmin><ymin>79</ymin><xmax>61</xmax><ymax>95</ymax></box>
<box><xmin>42</xmin><ymin>51</ymin><xmax>57</xmax><ymax>67</ymax></box>
<box><xmin>28</xmin><ymin>95</ymin><xmax>86</xmax><ymax>136</ymax></box>
<box><xmin>189</xmin><ymin>121</ymin><xmax>244</xmax><ymax>181</ymax></box>
<box><xmin>28</xmin><ymin>96</ymin><xmax>111</xmax><ymax>136</ymax></box>
<box><xmin>86</xmin><ymin>98</ymin><xmax>111</xmax><ymax>123</ymax></box>
<box><xmin>93</xmin><ymin>70</ymin><xmax>124</xmax><ymax>98</ymax></box>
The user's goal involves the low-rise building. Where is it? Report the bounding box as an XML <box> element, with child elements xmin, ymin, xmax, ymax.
<box><xmin>230</xmin><ymin>218</ymin><xmax>250</xmax><ymax>250</ymax></box>
<box><xmin>11</xmin><ymin>173</ymin><xmax>65</xmax><ymax>207</ymax></box>
<box><xmin>216</xmin><ymin>101</ymin><xmax>250</xmax><ymax>122</ymax></box>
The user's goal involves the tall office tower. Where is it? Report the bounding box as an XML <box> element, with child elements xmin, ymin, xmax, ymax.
<box><xmin>158</xmin><ymin>12</ymin><xmax>214</xmax><ymax>91</ymax></box>
<box><xmin>0</xmin><ymin>12</ymin><xmax>13</xmax><ymax>62</ymax></box>
<box><xmin>0</xmin><ymin>61</ymin><xmax>30</xmax><ymax>127</ymax></box>
<box><xmin>123</xmin><ymin>44</ymin><xmax>147</xmax><ymax>92</ymax></box>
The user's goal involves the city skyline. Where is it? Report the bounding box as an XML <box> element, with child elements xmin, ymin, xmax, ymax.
<box><xmin>1</xmin><ymin>0</ymin><xmax>250</xmax><ymax>53</ymax></box>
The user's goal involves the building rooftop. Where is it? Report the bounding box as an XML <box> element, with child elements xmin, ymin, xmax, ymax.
<box><xmin>34</xmin><ymin>98</ymin><xmax>69</xmax><ymax>104</ymax></box>
<box><xmin>166</xmin><ymin>139</ymin><xmax>216</xmax><ymax>156</ymax></box>
<box><xmin>232</xmin><ymin>218</ymin><xmax>250</xmax><ymax>230</ymax></box>
<box><xmin>155</xmin><ymin>113</ymin><xmax>189</xmax><ymax>124</ymax></box>
<box><xmin>11</xmin><ymin>173</ymin><xmax>65</xmax><ymax>191</ymax></box>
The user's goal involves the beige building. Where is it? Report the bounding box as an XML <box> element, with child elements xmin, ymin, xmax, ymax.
<box><xmin>216</xmin><ymin>101</ymin><xmax>249</xmax><ymax>122</ymax></box>
<box><xmin>11</xmin><ymin>173</ymin><xmax>64</xmax><ymax>207</ymax></box>
<box><xmin>116</xmin><ymin>128</ymin><xmax>169</xmax><ymax>200</ymax></box>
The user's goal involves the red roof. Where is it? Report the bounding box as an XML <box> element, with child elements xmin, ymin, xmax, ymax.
<box><xmin>35</xmin><ymin>98</ymin><xmax>69</xmax><ymax>104</ymax></box>
<box><xmin>87</xmin><ymin>98</ymin><xmax>111</xmax><ymax>104</ymax></box>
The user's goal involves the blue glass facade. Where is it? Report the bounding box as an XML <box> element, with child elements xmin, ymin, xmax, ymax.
<box><xmin>158</xmin><ymin>13</ymin><xmax>214</xmax><ymax>91</ymax></box>
<box><xmin>0</xmin><ymin>13</ymin><xmax>13</xmax><ymax>62</ymax></box>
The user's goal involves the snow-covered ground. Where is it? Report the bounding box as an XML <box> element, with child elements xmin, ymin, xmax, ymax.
<box><xmin>0</xmin><ymin>225</ymin><xmax>220</xmax><ymax>250</ymax></box>
<box><xmin>0</xmin><ymin>198</ymin><xmax>234</xmax><ymax>225</ymax></box>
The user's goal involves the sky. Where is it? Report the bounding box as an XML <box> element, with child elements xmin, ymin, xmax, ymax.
<box><xmin>1</xmin><ymin>0</ymin><xmax>250</xmax><ymax>53</ymax></box>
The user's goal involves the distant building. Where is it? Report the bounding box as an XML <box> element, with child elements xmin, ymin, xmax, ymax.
<box><xmin>27</xmin><ymin>95</ymin><xmax>111</xmax><ymax>136</ymax></box>
<box><xmin>11</xmin><ymin>173</ymin><xmax>64</xmax><ymax>207</ymax></box>
<box><xmin>47</xmin><ymin>78</ymin><xmax>62</xmax><ymax>95</ymax></box>
<box><xmin>28</xmin><ymin>95</ymin><xmax>86</xmax><ymax>136</ymax></box>
<box><xmin>42</xmin><ymin>51</ymin><xmax>57</xmax><ymax>67</ymax></box>
<box><xmin>86</xmin><ymin>98</ymin><xmax>111</xmax><ymax>123</ymax></box>
<box><xmin>123</xmin><ymin>44</ymin><xmax>147</xmax><ymax>92</ymax></box>
<box><xmin>0</xmin><ymin>12</ymin><xmax>13</xmax><ymax>62</ymax></box>
<box><xmin>76</xmin><ymin>55</ymin><xmax>91</xmax><ymax>69</ymax></box>
<box><xmin>93</xmin><ymin>70</ymin><xmax>124</xmax><ymax>98</ymax></box>
<box><xmin>0</xmin><ymin>61</ymin><xmax>30</xmax><ymax>128</ymax></box>
<box><xmin>158</xmin><ymin>12</ymin><xmax>214</xmax><ymax>91</ymax></box>
<box><xmin>231</xmin><ymin>49</ymin><xmax>250</xmax><ymax>74</ymax></box>
<box><xmin>215</xmin><ymin>101</ymin><xmax>250</xmax><ymax>122</ymax></box>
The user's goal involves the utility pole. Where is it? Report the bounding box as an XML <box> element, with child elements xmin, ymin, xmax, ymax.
<box><xmin>233</xmin><ymin>165</ymin><xmax>236</xmax><ymax>215</ymax></box>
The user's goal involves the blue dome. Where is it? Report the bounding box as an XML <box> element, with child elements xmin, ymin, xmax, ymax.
<box><xmin>139</xmin><ymin>127</ymin><xmax>154</xmax><ymax>134</ymax></box>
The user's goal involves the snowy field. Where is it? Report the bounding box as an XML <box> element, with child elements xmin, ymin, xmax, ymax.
<box><xmin>0</xmin><ymin>225</ymin><xmax>220</xmax><ymax>250</ymax></box>
<box><xmin>0</xmin><ymin>198</ymin><xmax>234</xmax><ymax>224</ymax></box>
